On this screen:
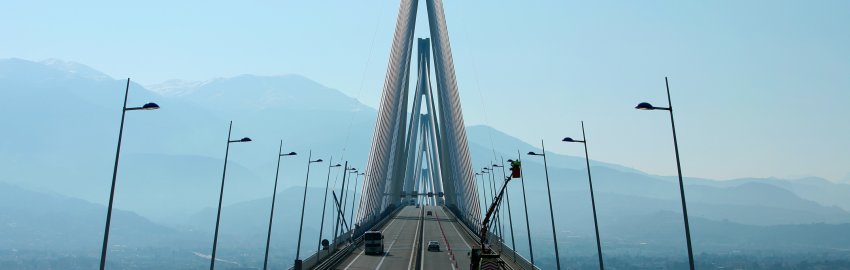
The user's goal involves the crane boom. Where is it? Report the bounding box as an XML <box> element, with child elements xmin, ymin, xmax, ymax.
<box><xmin>480</xmin><ymin>175</ymin><xmax>511</xmax><ymax>250</ymax></box>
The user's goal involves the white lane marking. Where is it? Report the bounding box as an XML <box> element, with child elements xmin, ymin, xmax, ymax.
<box><xmin>376</xmin><ymin>208</ymin><xmax>414</xmax><ymax>270</ymax></box>
<box><xmin>443</xmin><ymin>208</ymin><xmax>472</xmax><ymax>250</ymax></box>
<box><xmin>408</xmin><ymin>206</ymin><xmax>423</xmax><ymax>270</ymax></box>
<box><xmin>343</xmin><ymin>250</ymin><xmax>366</xmax><ymax>270</ymax></box>
<box><xmin>344</xmin><ymin>210</ymin><xmax>403</xmax><ymax>270</ymax></box>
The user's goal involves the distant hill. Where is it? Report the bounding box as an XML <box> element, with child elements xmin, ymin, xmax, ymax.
<box><xmin>466</xmin><ymin>125</ymin><xmax>646</xmax><ymax>175</ymax></box>
<box><xmin>690</xmin><ymin>176</ymin><xmax>850</xmax><ymax>215</ymax></box>
<box><xmin>181</xmin><ymin>186</ymin><xmax>357</xmax><ymax>266</ymax></box>
<box><xmin>0</xmin><ymin>58</ymin><xmax>375</xmax><ymax>223</ymax></box>
<box><xmin>0</xmin><ymin>182</ymin><xmax>178</xmax><ymax>252</ymax></box>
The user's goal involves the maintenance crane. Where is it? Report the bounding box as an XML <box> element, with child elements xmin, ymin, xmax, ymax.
<box><xmin>470</xmin><ymin>161</ymin><xmax>521</xmax><ymax>270</ymax></box>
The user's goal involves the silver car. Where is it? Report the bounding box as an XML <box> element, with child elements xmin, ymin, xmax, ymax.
<box><xmin>427</xmin><ymin>241</ymin><xmax>440</xmax><ymax>251</ymax></box>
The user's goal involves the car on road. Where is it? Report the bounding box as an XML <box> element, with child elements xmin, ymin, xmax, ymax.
<box><xmin>427</xmin><ymin>241</ymin><xmax>440</xmax><ymax>251</ymax></box>
<box><xmin>426</xmin><ymin>210</ymin><xmax>433</xmax><ymax>216</ymax></box>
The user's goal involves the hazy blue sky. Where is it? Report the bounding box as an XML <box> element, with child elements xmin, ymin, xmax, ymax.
<box><xmin>2</xmin><ymin>0</ymin><xmax>848</xmax><ymax>181</ymax></box>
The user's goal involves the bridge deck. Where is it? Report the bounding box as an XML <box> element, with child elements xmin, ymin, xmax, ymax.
<box><xmin>334</xmin><ymin>205</ymin><xmax>482</xmax><ymax>270</ymax></box>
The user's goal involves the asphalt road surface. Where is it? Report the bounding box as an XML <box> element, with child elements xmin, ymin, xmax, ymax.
<box><xmin>336</xmin><ymin>204</ymin><xmax>481</xmax><ymax>270</ymax></box>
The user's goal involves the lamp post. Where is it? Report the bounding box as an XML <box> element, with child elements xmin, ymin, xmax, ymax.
<box><xmin>100</xmin><ymin>78</ymin><xmax>159</xmax><ymax>270</ymax></box>
<box><xmin>262</xmin><ymin>141</ymin><xmax>297</xmax><ymax>270</ymax></box>
<box><xmin>478</xmin><ymin>171</ymin><xmax>490</xmax><ymax>213</ymax></box>
<box><xmin>475</xmin><ymin>172</ymin><xmax>487</xmax><ymax>217</ymax></box>
<box><xmin>483</xmin><ymin>167</ymin><xmax>502</xmax><ymax>241</ymax></box>
<box><xmin>317</xmin><ymin>160</ymin><xmax>342</xmax><ymax>256</ymax></box>
<box><xmin>341</xmin><ymin>169</ymin><xmax>359</xmax><ymax>232</ymax></box>
<box><xmin>333</xmin><ymin>165</ymin><xmax>356</xmax><ymax>245</ymax></box>
<box><xmin>494</xmin><ymin>161</ymin><xmax>517</xmax><ymax>261</ymax></box>
<box><xmin>490</xmin><ymin>166</ymin><xmax>505</xmax><ymax>243</ymax></box>
<box><xmin>636</xmin><ymin>77</ymin><xmax>694</xmax><ymax>270</ymax></box>
<box><xmin>528</xmin><ymin>141</ymin><xmax>561</xmax><ymax>270</ymax></box>
<box><xmin>509</xmin><ymin>153</ymin><xmax>535</xmax><ymax>266</ymax></box>
<box><xmin>349</xmin><ymin>172</ymin><xmax>365</xmax><ymax>233</ymax></box>
<box><xmin>295</xmin><ymin>151</ymin><xmax>323</xmax><ymax>269</ymax></box>
<box><xmin>342</xmin><ymin>170</ymin><xmax>358</xmax><ymax>215</ymax></box>
<box><xmin>210</xmin><ymin>121</ymin><xmax>251</xmax><ymax>270</ymax></box>
<box><xmin>344</xmin><ymin>171</ymin><xmax>366</xmax><ymax>240</ymax></box>
<box><xmin>563</xmin><ymin>121</ymin><xmax>604</xmax><ymax>270</ymax></box>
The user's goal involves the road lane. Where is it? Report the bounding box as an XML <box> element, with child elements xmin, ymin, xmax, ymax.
<box><xmin>332</xmin><ymin>204</ymin><xmax>531</xmax><ymax>270</ymax></box>
<box><xmin>338</xmin><ymin>206</ymin><xmax>422</xmax><ymax>270</ymax></box>
<box><xmin>421</xmin><ymin>205</ymin><xmax>455</xmax><ymax>270</ymax></box>
<box><xmin>434</xmin><ymin>206</ymin><xmax>475</xmax><ymax>270</ymax></box>
<box><xmin>335</xmin><ymin>205</ymin><xmax>523</xmax><ymax>270</ymax></box>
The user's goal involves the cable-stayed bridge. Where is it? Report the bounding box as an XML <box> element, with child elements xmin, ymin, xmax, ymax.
<box><xmin>293</xmin><ymin>0</ymin><xmax>534</xmax><ymax>269</ymax></box>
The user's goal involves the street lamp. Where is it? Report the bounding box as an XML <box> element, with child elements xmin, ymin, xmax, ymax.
<box><xmin>483</xmin><ymin>167</ymin><xmax>502</xmax><ymax>241</ymax></box>
<box><xmin>476</xmin><ymin>172</ymin><xmax>489</xmax><ymax>215</ymax></box>
<box><xmin>508</xmin><ymin>155</ymin><xmax>534</xmax><ymax>266</ymax></box>
<box><xmin>528</xmin><ymin>141</ymin><xmax>562</xmax><ymax>270</ymax></box>
<box><xmin>295</xmin><ymin>151</ymin><xmax>322</xmax><ymax>270</ymax></box>
<box><xmin>317</xmin><ymin>160</ymin><xmax>342</xmax><ymax>257</ymax></box>
<box><xmin>100</xmin><ymin>78</ymin><xmax>159</xmax><ymax>270</ymax></box>
<box><xmin>336</xmin><ymin>167</ymin><xmax>358</xmax><ymax>238</ymax></box>
<box><xmin>494</xmin><ymin>162</ymin><xmax>517</xmax><ymax>261</ymax></box>
<box><xmin>262</xmin><ymin>141</ymin><xmax>297</xmax><ymax>270</ymax></box>
<box><xmin>332</xmin><ymin>165</ymin><xmax>356</xmax><ymax>249</ymax></box>
<box><xmin>480</xmin><ymin>170</ymin><xmax>491</xmax><ymax>207</ymax></box>
<box><xmin>349</xmin><ymin>172</ymin><xmax>365</xmax><ymax>234</ymax></box>
<box><xmin>210</xmin><ymin>121</ymin><xmax>251</xmax><ymax>270</ymax></box>
<box><xmin>563</xmin><ymin>121</ymin><xmax>604</xmax><ymax>270</ymax></box>
<box><xmin>636</xmin><ymin>77</ymin><xmax>695</xmax><ymax>270</ymax></box>
<box><xmin>343</xmin><ymin>169</ymin><xmax>359</xmax><ymax>232</ymax></box>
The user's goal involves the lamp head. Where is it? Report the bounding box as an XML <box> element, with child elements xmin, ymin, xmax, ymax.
<box><xmin>141</xmin><ymin>102</ymin><xmax>160</xmax><ymax>110</ymax></box>
<box><xmin>527</xmin><ymin>151</ymin><xmax>539</xmax><ymax>156</ymax></box>
<box><xmin>563</xmin><ymin>137</ymin><xmax>586</xmax><ymax>143</ymax></box>
<box><xmin>635</xmin><ymin>102</ymin><xmax>655</xmax><ymax>110</ymax></box>
<box><xmin>331</xmin><ymin>164</ymin><xmax>341</xmax><ymax>167</ymax></box>
<box><xmin>282</xmin><ymin>151</ymin><xmax>297</xmax><ymax>156</ymax></box>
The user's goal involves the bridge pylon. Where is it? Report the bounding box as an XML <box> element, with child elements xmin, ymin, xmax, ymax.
<box><xmin>356</xmin><ymin>0</ymin><xmax>481</xmax><ymax>232</ymax></box>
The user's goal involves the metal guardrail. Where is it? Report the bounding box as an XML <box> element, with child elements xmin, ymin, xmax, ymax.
<box><xmin>488</xmin><ymin>239</ymin><xmax>539</xmax><ymax>270</ymax></box>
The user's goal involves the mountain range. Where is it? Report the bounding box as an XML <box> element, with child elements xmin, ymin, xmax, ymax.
<box><xmin>2</xmin><ymin>58</ymin><xmax>850</xmax><ymax>268</ymax></box>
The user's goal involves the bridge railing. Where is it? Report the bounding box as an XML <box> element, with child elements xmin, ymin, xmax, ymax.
<box><xmin>445</xmin><ymin>206</ymin><xmax>538</xmax><ymax>270</ymax></box>
<box><xmin>488</xmin><ymin>236</ymin><xmax>539</xmax><ymax>270</ymax></box>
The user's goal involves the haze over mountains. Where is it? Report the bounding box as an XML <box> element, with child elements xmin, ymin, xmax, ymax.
<box><xmin>2</xmin><ymin>58</ymin><xmax>850</xmax><ymax>269</ymax></box>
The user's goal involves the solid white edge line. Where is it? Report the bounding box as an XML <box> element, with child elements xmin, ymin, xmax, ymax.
<box><xmin>443</xmin><ymin>207</ymin><xmax>472</xmax><ymax>250</ymax></box>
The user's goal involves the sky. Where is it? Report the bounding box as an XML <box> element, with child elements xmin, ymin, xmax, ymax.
<box><xmin>2</xmin><ymin>0</ymin><xmax>849</xmax><ymax>182</ymax></box>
